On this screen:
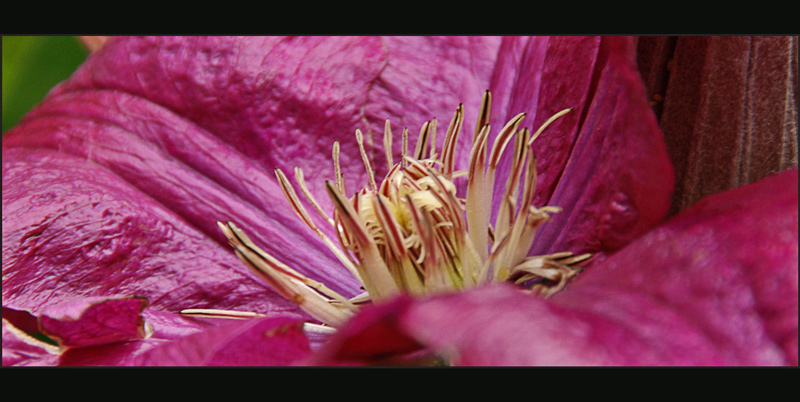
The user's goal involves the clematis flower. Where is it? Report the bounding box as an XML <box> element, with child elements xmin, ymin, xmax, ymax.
<box><xmin>2</xmin><ymin>36</ymin><xmax>796</xmax><ymax>366</ymax></box>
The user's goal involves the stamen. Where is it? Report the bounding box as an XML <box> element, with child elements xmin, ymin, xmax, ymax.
<box><xmin>414</xmin><ymin>120</ymin><xmax>431</xmax><ymax>161</ymax></box>
<box><xmin>553</xmin><ymin>252</ymin><xmax>593</xmax><ymax>266</ymax></box>
<box><xmin>275</xmin><ymin>169</ymin><xmax>364</xmax><ymax>283</ymax></box>
<box><xmin>473</xmin><ymin>90</ymin><xmax>492</xmax><ymax>144</ymax></box>
<box><xmin>466</xmin><ymin>124</ymin><xmax>491</xmax><ymax>261</ymax></box>
<box><xmin>355</xmin><ymin>129</ymin><xmax>378</xmax><ymax>191</ymax></box>
<box><xmin>509</xmin><ymin>251</ymin><xmax>591</xmax><ymax>297</ymax></box>
<box><xmin>222</xmin><ymin>221</ymin><xmax>353</xmax><ymax>308</ymax></box>
<box><xmin>303</xmin><ymin>322</ymin><xmax>337</xmax><ymax>335</ymax></box>
<box><xmin>483</xmin><ymin>113</ymin><xmax>527</xmax><ymax>233</ymax></box>
<box><xmin>372</xmin><ymin>193</ymin><xmax>408</xmax><ymax>259</ymax></box>
<box><xmin>494</xmin><ymin>128</ymin><xmax>531</xmax><ymax>243</ymax></box>
<box><xmin>180</xmin><ymin>308</ymin><xmax>337</xmax><ymax>336</ymax></box>
<box><xmin>405</xmin><ymin>193</ymin><xmax>438</xmax><ymax>267</ymax></box>
<box><xmin>384</xmin><ymin>119</ymin><xmax>394</xmax><ymax>170</ymax></box>
<box><xmin>441</xmin><ymin>104</ymin><xmax>464</xmax><ymax>178</ymax></box>
<box><xmin>343</xmin><ymin>291</ymin><xmax>372</xmax><ymax>305</ymax></box>
<box><xmin>216</xmin><ymin>91</ymin><xmax>591</xmax><ymax>330</ymax></box>
<box><xmin>275</xmin><ymin>168</ymin><xmax>321</xmax><ymax>232</ymax></box>
<box><xmin>180</xmin><ymin>308</ymin><xmax>265</xmax><ymax>319</ymax></box>
<box><xmin>467</xmin><ymin>125</ymin><xmax>491</xmax><ymax>185</ymax></box>
<box><xmin>494</xmin><ymin>153</ymin><xmax>545</xmax><ymax>282</ymax></box>
<box><xmin>401</xmin><ymin>127</ymin><xmax>409</xmax><ymax>168</ymax></box>
<box><xmin>218</xmin><ymin>221</ymin><xmax>353</xmax><ymax>326</ymax></box>
<box><xmin>528</xmin><ymin>108</ymin><xmax>573</xmax><ymax>146</ymax></box>
<box><xmin>428</xmin><ymin>118</ymin><xmax>438</xmax><ymax>160</ymax></box>
<box><xmin>293</xmin><ymin>167</ymin><xmax>334</xmax><ymax>226</ymax></box>
<box><xmin>487</xmin><ymin>112</ymin><xmax>526</xmax><ymax>171</ymax></box>
<box><xmin>325</xmin><ymin>181</ymin><xmax>399</xmax><ymax>300</ymax></box>
<box><xmin>332</xmin><ymin>141</ymin><xmax>346</xmax><ymax>195</ymax></box>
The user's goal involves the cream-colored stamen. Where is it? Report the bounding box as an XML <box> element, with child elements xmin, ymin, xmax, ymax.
<box><xmin>332</xmin><ymin>141</ymin><xmax>346</xmax><ymax>195</ymax></box>
<box><xmin>274</xmin><ymin>169</ymin><xmax>363</xmax><ymax>283</ymax></box>
<box><xmin>179</xmin><ymin>309</ymin><xmax>336</xmax><ymax>335</ymax></box>
<box><xmin>441</xmin><ymin>103</ymin><xmax>464</xmax><ymax>178</ymax></box>
<box><xmin>217</xmin><ymin>221</ymin><xmax>353</xmax><ymax>326</ymax></box>
<box><xmin>180</xmin><ymin>308</ymin><xmax>265</xmax><ymax>319</ymax></box>
<box><xmin>384</xmin><ymin>120</ymin><xmax>394</xmax><ymax>170</ymax></box>
<box><xmin>355</xmin><ymin>129</ymin><xmax>377</xmax><ymax>192</ymax></box>
<box><xmin>401</xmin><ymin>127</ymin><xmax>409</xmax><ymax>168</ymax></box>
<box><xmin>293</xmin><ymin>167</ymin><xmax>334</xmax><ymax>226</ymax></box>
<box><xmin>217</xmin><ymin>91</ymin><xmax>590</xmax><ymax>329</ymax></box>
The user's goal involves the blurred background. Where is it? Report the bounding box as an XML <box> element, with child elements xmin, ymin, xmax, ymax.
<box><xmin>2</xmin><ymin>36</ymin><xmax>90</xmax><ymax>133</ymax></box>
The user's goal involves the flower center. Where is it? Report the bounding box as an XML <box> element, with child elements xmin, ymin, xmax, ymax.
<box><xmin>346</xmin><ymin>156</ymin><xmax>476</xmax><ymax>297</ymax></box>
<box><xmin>204</xmin><ymin>91</ymin><xmax>590</xmax><ymax>328</ymax></box>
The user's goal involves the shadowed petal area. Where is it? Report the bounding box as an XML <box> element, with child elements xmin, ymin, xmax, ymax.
<box><xmin>519</xmin><ymin>37</ymin><xmax>674</xmax><ymax>259</ymax></box>
<box><xmin>312</xmin><ymin>170</ymin><xmax>797</xmax><ymax>365</ymax></box>
<box><xmin>304</xmin><ymin>297</ymin><xmax>427</xmax><ymax>365</ymax></box>
<box><xmin>488</xmin><ymin>37</ymin><xmax>601</xmax><ymax>212</ymax></box>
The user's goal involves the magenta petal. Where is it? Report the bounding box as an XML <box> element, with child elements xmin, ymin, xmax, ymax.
<box><xmin>469</xmin><ymin>37</ymin><xmax>674</xmax><ymax>259</ymax></box>
<box><xmin>132</xmin><ymin>315</ymin><xmax>311</xmax><ymax>366</ymax></box>
<box><xmin>488</xmin><ymin>37</ymin><xmax>602</xmax><ymax>208</ymax></box>
<box><xmin>56</xmin><ymin>310</ymin><xmax>311</xmax><ymax>366</ymax></box>
<box><xmin>2</xmin><ymin>36</ymin><xmax>691</xmax><ymax>364</ymax></box>
<box><xmin>38</xmin><ymin>296</ymin><xmax>150</xmax><ymax>348</ymax></box>
<box><xmin>2</xmin><ymin>37</ymin><xmax>507</xmax><ymax>316</ymax></box>
<box><xmin>58</xmin><ymin>339</ymin><xmax>158</xmax><ymax>366</ymax></box>
<box><xmin>3</xmin><ymin>300</ymin><xmax>213</xmax><ymax>366</ymax></box>
<box><xmin>3</xmin><ymin>37</ymin><xmax>671</xmax><ymax>316</ymax></box>
<box><xmin>317</xmin><ymin>170</ymin><xmax>797</xmax><ymax>365</ymax></box>
<box><xmin>527</xmin><ymin>37</ymin><xmax>674</xmax><ymax>258</ymax></box>
<box><xmin>2</xmin><ymin>147</ymin><xmax>298</xmax><ymax>315</ymax></box>
<box><xmin>407</xmin><ymin>285</ymin><xmax>736</xmax><ymax>365</ymax></box>
<box><xmin>57</xmin><ymin>310</ymin><xmax>219</xmax><ymax>366</ymax></box>
<box><xmin>2</xmin><ymin>37</ymin><xmax>502</xmax><ymax>356</ymax></box>
<box><xmin>562</xmin><ymin>168</ymin><xmax>798</xmax><ymax>365</ymax></box>
<box><xmin>305</xmin><ymin>296</ymin><xmax>426</xmax><ymax>365</ymax></box>
<box><xmin>319</xmin><ymin>284</ymin><xmax>732</xmax><ymax>365</ymax></box>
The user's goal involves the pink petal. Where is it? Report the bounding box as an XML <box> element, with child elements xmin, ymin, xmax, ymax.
<box><xmin>55</xmin><ymin>309</ymin><xmax>310</xmax><ymax>366</ymax></box>
<box><xmin>2</xmin><ymin>147</ymin><xmax>299</xmax><ymax>315</ymax></box>
<box><xmin>304</xmin><ymin>296</ymin><xmax>426</xmax><ymax>365</ymax></box>
<box><xmin>3</xmin><ymin>37</ymin><xmax>504</xmax><ymax>316</ymax></box>
<box><xmin>561</xmin><ymin>168</ymin><xmax>798</xmax><ymax>365</ymax></box>
<box><xmin>520</xmin><ymin>37</ymin><xmax>674</xmax><ymax>258</ymax></box>
<box><xmin>57</xmin><ymin>310</ymin><xmax>220</xmax><ymax>366</ymax></box>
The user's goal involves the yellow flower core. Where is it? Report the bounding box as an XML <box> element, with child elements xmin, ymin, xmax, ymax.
<box><xmin>211</xmin><ymin>91</ymin><xmax>590</xmax><ymax>328</ymax></box>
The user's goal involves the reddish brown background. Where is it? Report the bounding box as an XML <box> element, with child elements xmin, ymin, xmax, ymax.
<box><xmin>637</xmin><ymin>36</ymin><xmax>798</xmax><ymax>215</ymax></box>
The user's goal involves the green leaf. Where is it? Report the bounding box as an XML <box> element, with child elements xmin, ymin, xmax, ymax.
<box><xmin>2</xmin><ymin>36</ymin><xmax>89</xmax><ymax>133</ymax></box>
